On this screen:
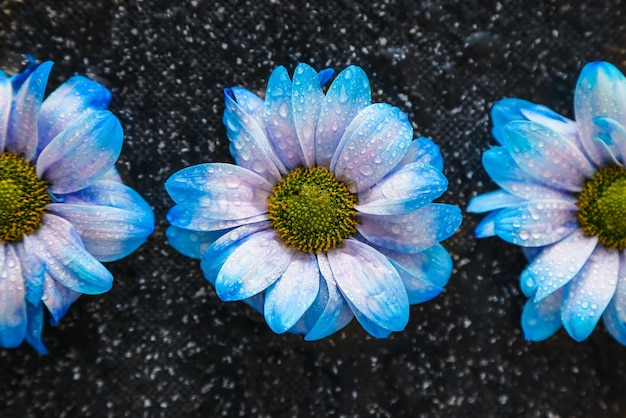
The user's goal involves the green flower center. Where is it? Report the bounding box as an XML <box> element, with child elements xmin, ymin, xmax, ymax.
<box><xmin>267</xmin><ymin>166</ymin><xmax>358</xmax><ymax>253</ymax></box>
<box><xmin>577</xmin><ymin>165</ymin><xmax>626</xmax><ymax>250</ymax></box>
<box><xmin>0</xmin><ymin>152</ymin><xmax>50</xmax><ymax>242</ymax></box>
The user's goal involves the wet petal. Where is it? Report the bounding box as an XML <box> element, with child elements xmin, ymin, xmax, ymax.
<box><xmin>25</xmin><ymin>302</ymin><xmax>47</xmax><ymax>354</ymax></box>
<box><xmin>592</xmin><ymin>117</ymin><xmax>626</xmax><ymax>165</ymax></box>
<box><xmin>357</xmin><ymin>204</ymin><xmax>462</xmax><ymax>253</ymax></box>
<box><xmin>264</xmin><ymin>66</ymin><xmax>305</xmax><ymax>169</ymax></box>
<box><xmin>166</xmin><ymin>226</ymin><xmax>224</xmax><ymax>260</ymax></box>
<box><xmin>603</xmin><ymin>253</ymin><xmax>626</xmax><ymax>345</ymax></box>
<box><xmin>291</xmin><ymin>63</ymin><xmax>324</xmax><ymax>166</ymax></box>
<box><xmin>474</xmin><ymin>210</ymin><xmax>500</xmax><ymax>238</ymax></box>
<box><xmin>561</xmin><ymin>246</ymin><xmax>619</xmax><ymax>341</ymax></box>
<box><xmin>215</xmin><ymin>229</ymin><xmax>294</xmax><ymax>301</ymax></box>
<box><xmin>6</xmin><ymin>61</ymin><xmax>53</xmax><ymax>161</ymax></box>
<box><xmin>346</xmin><ymin>297</ymin><xmax>393</xmax><ymax>338</ymax></box>
<box><xmin>14</xmin><ymin>241</ymin><xmax>44</xmax><ymax>305</ymax></box>
<box><xmin>24</xmin><ymin>214</ymin><xmax>113</xmax><ymax>295</ymax></box>
<box><xmin>395</xmin><ymin>136</ymin><xmax>444</xmax><ymax>172</ymax></box>
<box><xmin>42</xmin><ymin>273</ymin><xmax>80</xmax><ymax>325</ymax></box>
<box><xmin>264</xmin><ymin>252</ymin><xmax>320</xmax><ymax>333</ymax></box>
<box><xmin>0</xmin><ymin>73</ymin><xmax>12</xmax><ymax>151</ymax></box>
<box><xmin>575</xmin><ymin>61</ymin><xmax>626</xmax><ymax>166</ymax></box>
<box><xmin>331</xmin><ymin>103</ymin><xmax>413</xmax><ymax>192</ymax></box>
<box><xmin>502</xmin><ymin>121</ymin><xmax>595</xmax><ymax>192</ymax></box>
<box><xmin>467</xmin><ymin>189</ymin><xmax>525</xmax><ymax>213</ymax></box>
<box><xmin>327</xmin><ymin>239</ymin><xmax>409</xmax><ymax>332</ymax></box>
<box><xmin>165</xmin><ymin>163</ymin><xmax>271</xmax><ymax>220</ymax></box>
<box><xmin>356</xmin><ymin>163</ymin><xmax>448</xmax><ymax>215</ymax></box>
<box><xmin>37</xmin><ymin>110</ymin><xmax>123</xmax><ymax>194</ymax></box>
<box><xmin>521</xmin><ymin>288</ymin><xmax>563</xmax><ymax>341</ymax></box>
<box><xmin>167</xmin><ymin>204</ymin><xmax>268</xmax><ymax>231</ymax></box>
<box><xmin>0</xmin><ymin>245</ymin><xmax>27</xmax><ymax>348</ymax></box>
<box><xmin>494</xmin><ymin>199</ymin><xmax>579</xmax><ymax>247</ymax></box>
<box><xmin>38</xmin><ymin>75</ymin><xmax>112</xmax><ymax>153</ymax></box>
<box><xmin>315</xmin><ymin>65</ymin><xmax>371</xmax><ymax>166</ymax></box>
<box><xmin>521</xmin><ymin>229</ymin><xmax>597</xmax><ymax>299</ymax></box>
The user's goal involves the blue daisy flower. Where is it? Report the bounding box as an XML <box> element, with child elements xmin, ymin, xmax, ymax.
<box><xmin>0</xmin><ymin>61</ymin><xmax>154</xmax><ymax>353</ymax></box>
<box><xmin>468</xmin><ymin>61</ymin><xmax>626</xmax><ymax>344</ymax></box>
<box><xmin>166</xmin><ymin>63</ymin><xmax>461</xmax><ymax>339</ymax></box>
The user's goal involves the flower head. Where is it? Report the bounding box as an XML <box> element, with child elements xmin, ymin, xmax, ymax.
<box><xmin>166</xmin><ymin>63</ymin><xmax>461</xmax><ymax>339</ymax></box>
<box><xmin>468</xmin><ymin>61</ymin><xmax>626</xmax><ymax>343</ymax></box>
<box><xmin>0</xmin><ymin>61</ymin><xmax>154</xmax><ymax>353</ymax></box>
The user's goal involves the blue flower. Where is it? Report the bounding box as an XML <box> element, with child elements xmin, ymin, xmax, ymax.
<box><xmin>166</xmin><ymin>63</ymin><xmax>461</xmax><ymax>339</ymax></box>
<box><xmin>468</xmin><ymin>61</ymin><xmax>626</xmax><ymax>344</ymax></box>
<box><xmin>0</xmin><ymin>61</ymin><xmax>154</xmax><ymax>353</ymax></box>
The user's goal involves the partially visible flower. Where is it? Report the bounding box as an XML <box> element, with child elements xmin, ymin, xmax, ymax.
<box><xmin>468</xmin><ymin>61</ymin><xmax>626</xmax><ymax>344</ymax></box>
<box><xmin>166</xmin><ymin>63</ymin><xmax>461</xmax><ymax>339</ymax></box>
<box><xmin>0</xmin><ymin>61</ymin><xmax>154</xmax><ymax>353</ymax></box>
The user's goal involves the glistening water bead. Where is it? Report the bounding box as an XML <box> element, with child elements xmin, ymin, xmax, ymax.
<box><xmin>0</xmin><ymin>152</ymin><xmax>50</xmax><ymax>242</ymax></box>
<box><xmin>267</xmin><ymin>166</ymin><xmax>358</xmax><ymax>253</ymax></box>
<box><xmin>577</xmin><ymin>165</ymin><xmax>626</xmax><ymax>250</ymax></box>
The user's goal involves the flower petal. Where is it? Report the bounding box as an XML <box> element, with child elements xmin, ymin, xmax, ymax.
<box><xmin>521</xmin><ymin>228</ymin><xmax>597</xmax><ymax>300</ymax></box>
<box><xmin>356</xmin><ymin>163</ymin><xmax>448</xmax><ymax>215</ymax></box>
<box><xmin>345</xmin><ymin>297</ymin><xmax>393</xmax><ymax>338</ymax></box>
<box><xmin>6</xmin><ymin>61</ymin><xmax>53</xmax><ymax>161</ymax></box>
<box><xmin>331</xmin><ymin>103</ymin><xmax>413</xmax><ymax>192</ymax></box>
<box><xmin>575</xmin><ymin>61</ymin><xmax>626</xmax><ymax>166</ymax></box>
<box><xmin>482</xmin><ymin>147</ymin><xmax>575</xmax><ymax>202</ymax></box>
<box><xmin>24</xmin><ymin>214</ymin><xmax>113</xmax><ymax>295</ymax></box>
<box><xmin>303</xmin><ymin>253</ymin><xmax>354</xmax><ymax>340</ymax></box>
<box><xmin>14</xmin><ymin>241</ymin><xmax>44</xmax><ymax>305</ymax></box>
<box><xmin>36</xmin><ymin>110</ymin><xmax>123</xmax><ymax>194</ymax></box>
<box><xmin>224</xmin><ymin>88</ymin><xmax>286</xmax><ymax>183</ymax></box>
<box><xmin>357</xmin><ymin>203</ymin><xmax>462</xmax><ymax>254</ymax></box>
<box><xmin>591</xmin><ymin>117</ymin><xmax>626</xmax><ymax>165</ymax></box>
<box><xmin>291</xmin><ymin>63</ymin><xmax>325</xmax><ymax>166</ymax></box>
<box><xmin>25</xmin><ymin>302</ymin><xmax>47</xmax><ymax>354</ymax></box>
<box><xmin>494</xmin><ymin>199</ymin><xmax>579</xmax><ymax>247</ymax></box>
<box><xmin>38</xmin><ymin>75</ymin><xmax>112</xmax><ymax>153</ymax></box>
<box><xmin>315</xmin><ymin>65</ymin><xmax>371</xmax><ymax>166</ymax></box>
<box><xmin>474</xmin><ymin>210</ymin><xmax>500</xmax><ymax>238</ymax></box>
<box><xmin>327</xmin><ymin>239</ymin><xmax>409</xmax><ymax>332</ymax></box>
<box><xmin>264</xmin><ymin>252</ymin><xmax>320</xmax><ymax>333</ymax></box>
<box><xmin>395</xmin><ymin>136</ymin><xmax>444</xmax><ymax>172</ymax></box>
<box><xmin>42</xmin><ymin>273</ymin><xmax>81</xmax><ymax>325</ymax></box>
<box><xmin>167</xmin><ymin>204</ymin><xmax>268</xmax><ymax>231</ymax></box>
<box><xmin>603</xmin><ymin>253</ymin><xmax>626</xmax><ymax>345</ymax></box>
<box><xmin>0</xmin><ymin>245</ymin><xmax>27</xmax><ymax>348</ymax></box>
<box><xmin>0</xmin><ymin>73</ymin><xmax>12</xmax><ymax>151</ymax></box>
<box><xmin>166</xmin><ymin>226</ymin><xmax>224</xmax><ymax>260</ymax></box>
<box><xmin>264</xmin><ymin>66</ymin><xmax>305</xmax><ymax>169</ymax></box>
<box><xmin>561</xmin><ymin>246</ymin><xmax>619</xmax><ymax>341</ymax></box>
<box><xmin>165</xmin><ymin>163</ymin><xmax>271</xmax><ymax>220</ymax></box>
<box><xmin>521</xmin><ymin>288</ymin><xmax>563</xmax><ymax>342</ymax></box>
<box><xmin>467</xmin><ymin>189</ymin><xmax>525</xmax><ymax>213</ymax></box>
<box><xmin>215</xmin><ymin>229</ymin><xmax>294</xmax><ymax>301</ymax></box>
<box><xmin>502</xmin><ymin>121</ymin><xmax>595</xmax><ymax>192</ymax></box>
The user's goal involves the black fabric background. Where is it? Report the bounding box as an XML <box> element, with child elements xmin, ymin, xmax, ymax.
<box><xmin>1</xmin><ymin>0</ymin><xmax>625</xmax><ymax>416</ymax></box>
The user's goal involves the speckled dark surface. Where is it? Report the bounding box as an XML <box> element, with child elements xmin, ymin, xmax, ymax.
<box><xmin>1</xmin><ymin>1</ymin><xmax>626</xmax><ymax>417</ymax></box>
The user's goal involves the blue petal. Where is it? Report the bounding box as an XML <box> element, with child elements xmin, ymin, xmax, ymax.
<box><xmin>522</xmin><ymin>229</ymin><xmax>597</xmax><ymax>300</ymax></box>
<box><xmin>6</xmin><ymin>61</ymin><xmax>53</xmax><ymax>161</ymax></box>
<box><xmin>36</xmin><ymin>110</ymin><xmax>123</xmax><ymax>194</ymax></box>
<box><xmin>42</xmin><ymin>273</ymin><xmax>80</xmax><ymax>325</ymax></box>
<box><xmin>224</xmin><ymin>88</ymin><xmax>286</xmax><ymax>183</ymax></box>
<box><xmin>166</xmin><ymin>226</ymin><xmax>224</xmax><ymax>260</ymax></box>
<box><xmin>228</xmin><ymin>87</ymin><xmax>265</xmax><ymax>124</ymax></box>
<box><xmin>574</xmin><ymin>61</ymin><xmax>626</xmax><ymax>166</ymax></box>
<box><xmin>395</xmin><ymin>136</ymin><xmax>444</xmax><ymax>172</ymax></box>
<box><xmin>200</xmin><ymin>221</ymin><xmax>272</xmax><ymax>285</ymax></box>
<box><xmin>0</xmin><ymin>74</ymin><xmax>12</xmax><ymax>151</ymax></box>
<box><xmin>25</xmin><ymin>302</ymin><xmax>47</xmax><ymax>354</ymax></box>
<box><xmin>315</xmin><ymin>65</ymin><xmax>371</xmax><ymax>166</ymax></box>
<box><xmin>356</xmin><ymin>163</ymin><xmax>448</xmax><ymax>215</ymax></box>
<box><xmin>467</xmin><ymin>189</ymin><xmax>525</xmax><ymax>213</ymax></box>
<box><xmin>345</xmin><ymin>298</ymin><xmax>393</xmax><ymax>338</ymax></box>
<box><xmin>521</xmin><ymin>288</ymin><xmax>563</xmax><ymax>341</ymax></box>
<box><xmin>303</xmin><ymin>253</ymin><xmax>354</xmax><ymax>340</ymax></box>
<box><xmin>14</xmin><ymin>241</ymin><xmax>45</xmax><ymax>305</ymax></box>
<box><xmin>474</xmin><ymin>210</ymin><xmax>500</xmax><ymax>238</ymax></box>
<box><xmin>38</xmin><ymin>75</ymin><xmax>112</xmax><ymax>153</ymax></box>
<box><xmin>494</xmin><ymin>199</ymin><xmax>578</xmax><ymax>247</ymax></box>
<box><xmin>592</xmin><ymin>117</ymin><xmax>626</xmax><ymax>165</ymax></box>
<box><xmin>264</xmin><ymin>66</ymin><xmax>305</xmax><ymax>169</ymax></box>
<box><xmin>214</xmin><ymin>229</ymin><xmax>294</xmax><ymax>301</ymax></box>
<box><xmin>502</xmin><ymin>121</ymin><xmax>594</xmax><ymax>192</ymax></box>
<box><xmin>264</xmin><ymin>252</ymin><xmax>320</xmax><ymax>333</ymax></box>
<box><xmin>291</xmin><ymin>63</ymin><xmax>325</xmax><ymax>166</ymax></box>
<box><xmin>47</xmin><ymin>182</ymin><xmax>154</xmax><ymax>262</ymax></box>
<box><xmin>165</xmin><ymin>163</ymin><xmax>271</xmax><ymax>220</ymax></box>
<box><xmin>382</xmin><ymin>244</ymin><xmax>453</xmax><ymax>304</ymax></box>
<box><xmin>0</xmin><ymin>245</ymin><xmax>27</xmax><ymax>348</ymax></box>
<box><xmin>603</xmin><ymin>255</ymin><xmax>626</xmax><ymax>345</ymax></box>
<box><xmin>167</xmin><ymin>204</ymin><xmax>268</xmax><ymax>231</ymax></box>
<box><xmin>561</xmin><ymin>246</ymin><xmax>619</xmax><ymax>341</ymax></box>
<box><xmin>24</xmin><ymin>214</ymin><xmax>113</xmax><ymax>295</ymax></box>
<box><xmin>327</xmin><ymin>239</ymin><xmax>409</xmax><ymax>332</ymax></box>
<box><xmin>318</xmin><ymin>68</ymin><xmax>335</xmax><ymax>86</ymax></box>
<box><xmin>331</xmin><ymin>103</ymin><xmax>413</xmax><ymax>192</ymax></box>
<box><xmin>482</xmin><ymin>147</ymin><xmax>575</xmax><ymax>201</ymax></box>
<box><xmin>357</xmin><ymin>203</ymin><xmax>462</xmax><ymax>254</ymax></box>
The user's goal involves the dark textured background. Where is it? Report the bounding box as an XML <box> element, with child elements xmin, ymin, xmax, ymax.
<box><xmin>1</xmin><ymin>0</ymin><xmax>626</xmax><ymax>417</ymax></box>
